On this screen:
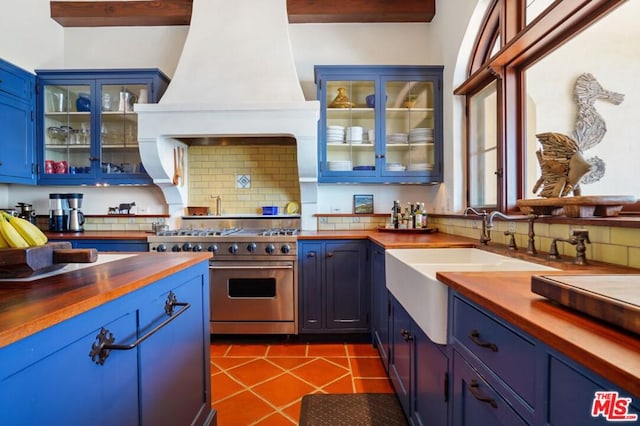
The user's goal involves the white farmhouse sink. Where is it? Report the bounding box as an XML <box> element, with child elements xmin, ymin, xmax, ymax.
<box><xmin>385</xmin><ymin>248</ymin><xmax>557</xmax><ymax>345</ymax></box>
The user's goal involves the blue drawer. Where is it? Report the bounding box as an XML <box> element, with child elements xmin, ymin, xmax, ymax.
<box><xmin>451</xmin><ymin>296</ymin><xmax>536</xmax><ymax>407</ymax></box>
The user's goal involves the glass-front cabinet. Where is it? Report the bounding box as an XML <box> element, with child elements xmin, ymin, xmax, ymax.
<box><xmin>36</xmin><ymin>69</ymin><xmax>169</xmax><ymax>185</ymax></box>
<box><xmin>315</xmin><ymin>66</ymin><xmax>443</xmax><ymax>183</ymax></box>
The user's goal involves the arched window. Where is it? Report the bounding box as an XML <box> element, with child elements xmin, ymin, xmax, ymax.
<box><xmin>456</xmin><ymin>0</ymin><xmax>628</xmax><ymax>212</ymax></box>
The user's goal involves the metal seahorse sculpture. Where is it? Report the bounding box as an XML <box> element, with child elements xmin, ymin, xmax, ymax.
<box><xmin>532</xmin><ymin>73</ymin><xmax>624</xmax><ymax>198</ymax></box>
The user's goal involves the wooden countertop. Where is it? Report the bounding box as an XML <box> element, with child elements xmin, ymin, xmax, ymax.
<box><xmin>0</xmin><ymin>252</ymin><xmax>211</xmax><ymax>349</ymax></box>
<box><xmin>298</xmin><ymin>229</ymin><xmax>477</xmax><ymax>248</ymax></box>
<box><xmin>437</xmin><ymin>270</ymin><xmax>640</xmax><ymax>398</ymax></box>
<box><xmin>45</xmin><ymin>231</ymin><xmax>152</xmax><ymax>240</ymax></box>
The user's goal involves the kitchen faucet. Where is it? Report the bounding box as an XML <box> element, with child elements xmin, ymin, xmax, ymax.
<box><xmin>548</xmin><ymin>229</ymin><xmax>590</xmax><ymax>265</ymax></box>
<box><xmin>486</xmin><ymin>211</ymin><xmax>539</xmax><ymax>254</ymax></box>
<box><xmin>463</xmin><ymin>207</ymin><xmax>490</xmax><ymax>244</ymax></box>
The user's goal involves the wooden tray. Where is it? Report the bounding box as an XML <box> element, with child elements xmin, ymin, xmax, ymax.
<box><xmin>531</xmin><ymin>274</ymin><xmax>640</xmax><ymax>335</ymax></box>
<box><xmin>517</xmin><ymin>195</ymin><xmax>637</xmax><ymax>217</ymax></box>
<box><xmin>0</xmin><ymin>242</ymin><xmax>98</xmax><ymax>278</ymax></box>
<box><xmin>377</xmin><ymin>227</ymin><xmax>438</xmax><ymax>233</ymax></box>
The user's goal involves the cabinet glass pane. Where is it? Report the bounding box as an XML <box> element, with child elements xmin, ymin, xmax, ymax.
<box><xmin>385</xmin><ymin>81</ymin><xmax>435</xmax><ymax>173</ymax></box>
<box><xmin>43</xmin><ymin>84</ymin><xmax>91</xmax><ymax>175</ymax></box>
<box><xmin>100</xmin><ymin>84</ymin><xmax>145</xmax><ymax>175</ymax></box>
<box><xmin>325</xmin><ymin>80</ymin><xmax>376</xmax><ymax>171</ymax></box>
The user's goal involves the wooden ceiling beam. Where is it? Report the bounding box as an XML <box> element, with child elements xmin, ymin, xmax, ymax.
<box><xmin>50</xmin><ymin>0</ymin><xmax>435</xmax><ymax>27</ymax></box>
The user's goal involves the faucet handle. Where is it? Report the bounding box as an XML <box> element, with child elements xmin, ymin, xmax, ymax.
<box><xmin>571</xmin><ymin>229</ymin><xmax>590</xmax><ymax>243</ymax></box>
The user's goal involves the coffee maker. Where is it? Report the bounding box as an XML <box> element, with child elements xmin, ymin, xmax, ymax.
<box><xmin>64</xmin><ymin>193</ymin><xmax>85</xmax><ymax>232</ymax></box>
<box><xmin>48</xmin><ymin>193</ymin><xmax>65</xmax><ymax>232</ymax></box>
<box><xmin>16</xmin><ymin>202</ymin><xmax>37</xmax><ymax>224</ymax></box>
<box><xmin>49</xmin><ymin>193</ymin><xmax>85</xmax><ymax>232</ymax></box>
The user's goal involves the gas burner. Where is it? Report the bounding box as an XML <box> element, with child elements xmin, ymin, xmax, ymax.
<box><xmin>259</xmin><ymin>228</ymin><xmax>299</xmax><ymax>236</ymax></box>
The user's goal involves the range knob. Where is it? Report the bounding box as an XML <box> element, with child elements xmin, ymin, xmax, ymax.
<box><xmin>155</xmin><ymin>244</ymin><xmax>167</xmax><ymax>252</ymax></box>
<box><xmin>192</xmin><ymin>244</ymin><xmax>203</xmax><ymax>252</ymax></box>
<box><xmin>280</xmin><ymin>244</ymin><xmax>291</xmax><ymax>254</ymax></box>
<box><xmin>182</xmin><ymin>243</ymin><xmax>193</xmax><ymax>252</ymax></box>
<box><xmin>265</xmin><ymin>244</ymin><xmax>276</xmax><ymax>254</ymax></box>
<box><xmin>247</xmin><ymin>242</ymin><xmax>257</xmax><ymax>253</ymax></box>
<box><xmin>207</xmin><ymin>244</ymin><xmax>218</xmax><ymax>253</ymax></box>
<box><xmin>171</xmin><ymin>244</ymin><xmax>181</xmax><ymax>252</ymax></box>
<box><xmin>229</xmin><ymin>244</ymin><xmax>239</xmax><ymax>254</ymax></box>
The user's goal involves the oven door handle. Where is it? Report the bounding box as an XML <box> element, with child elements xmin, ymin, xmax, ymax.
<box><xmin>209</xmin><ymin>265</ymin><xmax>294</xmax><ymax>270</ymax></box>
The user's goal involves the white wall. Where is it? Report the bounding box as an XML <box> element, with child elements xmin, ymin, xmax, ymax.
<box><xmin>1</xmin><ymin>1</ymin><xmax>480</xmax><ymax>216</ymax></box>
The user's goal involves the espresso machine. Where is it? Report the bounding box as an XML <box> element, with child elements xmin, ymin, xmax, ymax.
<box><xmin>65</xmin><ymin>193</ymin><xmax>85</xmax><ymax>232</ymax></box>
<box><xmin>16</xmin><ymin>202</ymin><xmax>37</xmax><ymax>224</ymax></box>
<box><xmin>48</xmin><ymin>193</ymin><xmax>64</xmax><ymax>232</ymax></box>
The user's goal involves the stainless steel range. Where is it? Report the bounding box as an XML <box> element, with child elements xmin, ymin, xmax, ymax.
<box><xmin>148</xmin><ymin>216</ymin><xmax>300</xmax><ymax>335</ymax></box>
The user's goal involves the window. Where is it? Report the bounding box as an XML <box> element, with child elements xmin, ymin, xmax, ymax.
<box><xmin>457</xmin><ymin>0</ymin><xmax>627</xmax><ymax>212</ymax></box>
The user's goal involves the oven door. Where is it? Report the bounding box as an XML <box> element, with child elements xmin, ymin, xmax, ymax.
<box><xmin>209</xmin><ymin>260</ymin><xmax>295</xmax><ymax>323</ymax></box>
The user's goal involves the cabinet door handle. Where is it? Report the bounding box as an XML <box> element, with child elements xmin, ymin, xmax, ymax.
<box><xmin>327</xmin><ymin>252</ymin><xmax>334</xmax><ymax>258</ymax></box>
<box><xmin>400</xmin><ymin>328</ymin><xmax>413</xmax><ymax>341</ymax></box>
<box><xmin>307</xmin><ymin>251</ymin><xmax>316</xmax><ymax>258</ymax></box>
<box><xmin>89</xmin><ymin>291</ymin><xmax>190</xmax><ymax>365</ymax></box>
<box><xmin>468</xmin><ymin>379</ymin><xmax>498</xmax><ymax>408</ymax></box>
<box><xmin>469</xmin><ymin>329</ymin><xmax>498</xmax><ymax>352</ymax></box>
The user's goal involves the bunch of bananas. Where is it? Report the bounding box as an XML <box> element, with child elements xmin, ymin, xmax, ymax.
<box><xmin>0</xmin><ymin>212</ymin><xmax>48</xmax><ymax>249</ymax></box>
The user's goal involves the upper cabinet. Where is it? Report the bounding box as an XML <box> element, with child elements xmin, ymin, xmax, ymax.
<box><xmin>315</xmin><ymin>65</ymin><xmax>443</xmax><ymax>184</ymax></box>
<box><xmin>0</xmin><ymin>58</ymin><xmax>36</xmax><ymax>185</ymax></box>
<box><xmin>36</xmin><ymin>69</ymin><xmax>169</xmax><ymax>185</ymax></box>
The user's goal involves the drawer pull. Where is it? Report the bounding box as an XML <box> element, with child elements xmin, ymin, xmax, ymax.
<box><xmin>400</xmin><ymin>329</ymin><xmax>413</xmax><ymax>341</ymax></box>
<box><xmin>468</xmin><ymin>379</ymin><xmax>498</xmax><ymax>408</ymax></box>
<box><xmin>89</xmin><ymin>291</ymin><xmax>190</xmax><ymax>365</ymax></box>
<box><xmin>469</xmin><ymin>329</ymin><xmax>498</xmax><ymax>352</ymax></box>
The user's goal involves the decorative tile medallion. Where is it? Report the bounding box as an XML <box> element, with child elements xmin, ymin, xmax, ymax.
<box><xmin>236</xmin><ymin>174</ymin><xmax>251</xmax><ymax>189</ymax></box>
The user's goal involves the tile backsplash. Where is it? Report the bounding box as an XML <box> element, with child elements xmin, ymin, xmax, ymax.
<box><xmin>187</xmin><ymin>145</ymin><xmax>300</xmax><ymax>214</ymax></box>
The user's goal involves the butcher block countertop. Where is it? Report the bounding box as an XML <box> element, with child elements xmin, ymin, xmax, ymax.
<box><xmin>437</xmin><ymin>270</ymin><xmax>640</xmax><ymax>398</ymax></box>
<box><xmin>298</xmin><ymin>229</ymin><xmax>477</xmax><ymax>248</ymax></box>
<box><xmin>45</xmin><ymin>230</ymin><xmax>151</xmax><ymax>240</ymax></box>
<box><xmin>0</xmin><ymin>252</ymin><xmax>211</xmax><ymax>349</ymax></box>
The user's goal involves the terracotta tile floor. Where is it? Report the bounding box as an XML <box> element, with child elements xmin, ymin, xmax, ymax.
<box><xmin>210</xmin><ymin>340</ymin><xmax>394</xmax><ymax>425</ymax></box>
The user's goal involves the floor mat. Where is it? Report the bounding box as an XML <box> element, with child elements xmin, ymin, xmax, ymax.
<box><xmin>299</xmin><ymin>393</ymin><xmax>408</xmax><ymax>426</ymax></box>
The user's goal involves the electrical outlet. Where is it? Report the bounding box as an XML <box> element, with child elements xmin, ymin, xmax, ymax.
<box><xmin>353</xmin><ymin>217</ymin><xmax>360</xmax><ymax>223</ymax></box>
<box><xmin>128</xmin><ymin>218</ymin><xmax>136</xmax><ymax>224</ymax></box>
<box><xmin>320</xmin><ymin>217</ymin><xmax>328</xmax><ymax>224</ymax></box>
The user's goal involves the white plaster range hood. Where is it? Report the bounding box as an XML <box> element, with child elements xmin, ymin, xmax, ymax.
<box><xmin>136</xmin><ymin>0</ymin><xmax>320</xmax><ymax>229</ymax></box>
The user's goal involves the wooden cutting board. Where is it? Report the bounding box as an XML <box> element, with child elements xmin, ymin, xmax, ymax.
<box><xmin>531</xmin><ymin>274</ymin><xmax>640</xmax><ymax>335</ymax></box>
<box><xmin>0</xmin><ymin>242</ymin><xmax>98</xmax><ymax>278</ymax></box>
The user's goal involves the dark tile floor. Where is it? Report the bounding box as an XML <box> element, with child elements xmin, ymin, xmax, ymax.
<box><xmin>210</xmin><ymin>340</ymin><xmax>393</xmax><ymax>425</ymax></box>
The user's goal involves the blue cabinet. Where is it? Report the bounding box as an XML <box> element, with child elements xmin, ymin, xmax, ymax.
<box><xmin>36</xmin><ymin>69</ymin><xmax>169</xmax><ymax>185</ymax></box>
<box><xmin>315</xmin><ymin>65</ymin><xmax>443</xmax><ymax>183</ymax></box>
<box><xmin>298</xmin><ymin>239</ymin><xmax>369</xmax><ymax>333</ymax></box>
<box><xmin>371</xmin><ymin>242</ymin><xmax>390</xmax><ymax>371</ymax></box>
<box><xmin>48</xmin><ymin>237</ymin><xmax>148</xmax><ymax>252</ymax></box>
<box><xmin>389</xmin><ymin>295</ymin><xmax>449</xmax><ymax>425</ymax></box>
<box><xmin>0</xmin><ymin>58</ymin><xmax>36</xmax><ymax>184</ymax></box>
<box><xmin>0</xmin><ymin>261</ymin><xmax>213</xmax><ymax>425</ymax></box>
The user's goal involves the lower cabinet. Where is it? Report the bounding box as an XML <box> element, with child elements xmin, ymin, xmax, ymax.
<box><xmin>389</xmin><ymin>295</ymin><xmax>449</xmax><ymax>425</ymax></box>
<box><xmin>298</xmin><ymin>239</ymin><xmax>369</xmax><ymax>333</ymax></box>
<box><xmin>0</xmin><ymin>261</ymin><xmax>214</xmax><ymax>426</ymax></box>
<box><xmin>49</xmin><ymin>238</ymin><xmax>148</xmax><ymax>252</ymax></box>
<box><xmin>371</xmin><ymin>242</ymin><xmax>390</xmax><ymax>371</ymax></box>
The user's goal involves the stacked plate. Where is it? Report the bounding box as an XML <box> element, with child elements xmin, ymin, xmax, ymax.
<box><xmin>409</xmin><ymin>128</ymin><xmax>434</xmax><ymax>143</ymax></box>
<box><xmin>327</xmin><ymin>160</ymin><xmax>353</xmax><ymax>171</ymax></box>
<box><xmin>346</xmin><ymin>126</ymin><xmax>364</xmax><ymax>144</ymax></box>
<box><xmin>386</xmin><ymin>162</ymin><xmax>406</xmax><ymax>172</ymax></box>
<box><xmin>407</xmin><ymin>163</ymin><xmax>433</xmax><ymax>171</ymax></box>
<box><xmin>387</xmin><ymin>133</ymin><xmax>408</xmax><ymax>144</ymax></box>
<box><xmin>327</xmin><ymin>125</ymin><xmax>345</xmax><ymax>143</ymax></box>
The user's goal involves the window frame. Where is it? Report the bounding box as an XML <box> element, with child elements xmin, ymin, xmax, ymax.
<box><xmin>455</xmin><ymin>0</ymin><xmax>627</xmax><ymax>213</ymax></box>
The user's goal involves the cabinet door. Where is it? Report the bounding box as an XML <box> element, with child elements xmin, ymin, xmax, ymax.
<box><xmin>299</xmin><ymin>241</ymin><xmax>324</xmax><ymax>331</ymax></box>
<box><xmin>0</xmin><ymin>313</ymin><xmax>139</xmax><ymax>425</ymax></box>
<box><xmin>138</xmin><ymin>274</ymin><xmax>208</xmax><ymax>426</ymax></box>
<box><xmin>324</xmin><ymin>240</ymin><xmax>369</xmax><ymax>331</ymax></box>
<box><xmin>413</xmin><ymin>325</ymin><xmax>448</xmax><ymax>426</ymax></box>
<box><xmin>382</xmin><ymin>76</ymin><xmax>440</xmax><ymax>182</ymax></box>
<box><xmin>39</xmin><ymin>79</ymin><xmax>96</xmax><ymax>183</ymax></box>
<box><xmin>548</xmin><ymin>355</ymin><xmax>640</xmax><ymax>425</ymax></box>
<box><xmin>74</xmin><ymin>239</ymin><xmax>149</xmax><ymax>252</ymax></box>
<box><xmin>389</xmin><ymin>296</ymin><xmax>413</xmax><ymax>417</ymax></box>
<box><xmin>0</xmin><ymin>94</ymin><xmax>35</xmax><ymax>183</ymax></box>
<box><xmin>371</xmin><ymin>243</ymin><xmax>390</xmax><ymax>371</ymax></box>
<box><xmin>98</xmin><ymin>80</ymin><xmax>152</xmax><ymax>183</ymax></box>
<box><xmin>452</xmin><ymin>351</ymin><xmax>527</xmax><ymax>426</ymax></box>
